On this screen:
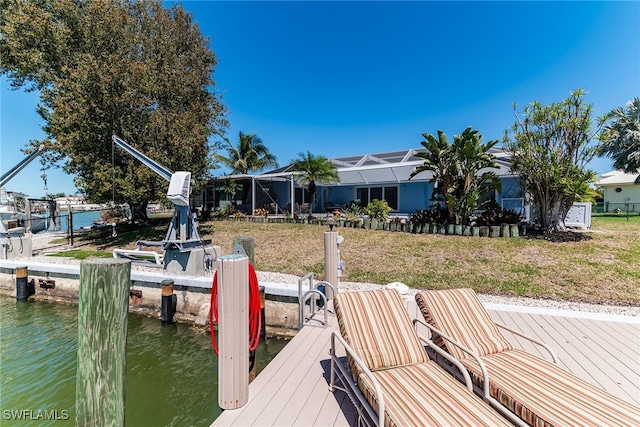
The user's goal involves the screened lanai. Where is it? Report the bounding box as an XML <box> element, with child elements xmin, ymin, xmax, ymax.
<box><xmin>197</xmin><ymin>147</ymin><xmax>520</xmax><ymax>216</ymax></box>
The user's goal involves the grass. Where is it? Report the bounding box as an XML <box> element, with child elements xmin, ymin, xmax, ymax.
<box><xmin>48</xmin><ymin>249</ymin><xmax>113</xmax><ymax>260</ymax></box>
<box><xmin>66</xmin><ymin>214</ymin><xmax>640</xmax><ymax>306</ymax></box>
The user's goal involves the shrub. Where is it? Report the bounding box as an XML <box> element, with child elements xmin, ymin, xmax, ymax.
<box><xmin>474</xmin><ymin>207</ymin><xmax>523</xmax><ymax>226</ymax></box>
<box><xmin>364</xmin><ymin>199</ymin><xmax>393</xmax><ymax>221</ymax></box>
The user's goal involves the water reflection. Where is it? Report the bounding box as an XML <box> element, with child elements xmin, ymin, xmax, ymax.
<box><xmin>0</xmin><ymin>296</ymin><xmax>287</xmax><ymax>426</ymax></box>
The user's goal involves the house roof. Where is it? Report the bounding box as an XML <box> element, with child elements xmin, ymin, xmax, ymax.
<box><xmin>255</xmin><ymin>147</ymin><xmax>515</xmax><ymax>186</ymax></box>
<box><xmin>595</xmin><ymin>170</ymin><xmax>640</xmax><ymax>186</ymax></box>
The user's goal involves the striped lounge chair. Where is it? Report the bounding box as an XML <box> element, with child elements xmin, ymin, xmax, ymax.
<box><xmin>329</xmin><ymin>289</ymin><xmax>516</xmax><ymax>427</ymax></box>
<box><xmin>415</xmin><ymin>288</ymin><xmax>640</xmax><ymax>427</ymax></box>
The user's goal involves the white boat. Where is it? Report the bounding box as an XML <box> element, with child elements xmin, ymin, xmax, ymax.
<box><xmin>0</xmin><ymin>188</ymin><xmax>48</xmax><ymax>233</ymax></box>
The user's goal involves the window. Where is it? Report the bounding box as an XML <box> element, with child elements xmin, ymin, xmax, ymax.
<box><xmin>615</xmin><ymin>187</ymin><xmax>622</xmax><ymax>193</ymax></box>
<box><xmin>356</xmin><ymin>186</ymin><xmax>398</xmax><ymax>210</ymax></box>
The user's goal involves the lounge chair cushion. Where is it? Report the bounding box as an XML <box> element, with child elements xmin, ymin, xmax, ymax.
<box><xmin>415</xmin><ymin>288</ymin><xmax>640</xmax><ymax>427</ymax></box>
<box><xmin>415</xmin><ymin>288</ymin><xmax>513</xmax><ymax>360</ymax></box>
<box><xmin>461</xmin><ymin>349</ymin><xmax>640</xmax><ymax>427</ymax></box>
<box><xmin>335</xmin><ymin>289</ymin><xmax>429</xmax><ymax>374</ymax></box>
<box><xmin>357</xmin><ymin>362</ymin><xmax>512</xmax><ymax>427</ymax></box>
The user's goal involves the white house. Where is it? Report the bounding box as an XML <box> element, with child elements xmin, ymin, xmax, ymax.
<box><xmin>595</xmin><ymin>170</ymin><xmax>640</xmax><ymax>213</ymax></box>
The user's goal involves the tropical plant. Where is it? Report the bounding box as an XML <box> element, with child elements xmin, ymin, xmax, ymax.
<box><xmin>214</xmin><ymin>132</ymin><xmax>277</xmax><ymax>205</ymax></box>
<box><xmin>504</xmin><ymin>89</ymin><xmax>602</xmax><ymax>233</ymax></box>
<box><xmin>410</xmin><ymin>130</ymin><xmax>456</xmax><ymax>206</ymax></box>
<box><xmin>409</xmin><ymin>209</ymin><xmax>431</xmax><ymax>225</ymax></box>
<box><xmin>410</xmin><ymin>127</ymin><xmax>501</xmax><ymax>225</ymax></box>
<box><xmin>219</xmin><ymin>178</ymin><xmax>238</xmax><ymax>202</ymax></box>
<box><xmin>447</xmin><ymin>128</ymin><xmax>502</xmax><ymax>225</ymax></box>
<box><xmin>474</xmin><ymin>207</ymin><xmax>523</xmax><ymax>226</ymax></box>
<box><xmin>1</xmin><ymin>0</ymin><xmax>227</xmax><ymax>223</ymax></box>
<box><xmin>214</xmin><ymin>132</ymin><xmax>278</xmax><ymax>175</ymax></box>
<box><xmin>364</xmin><ymin>199</ymin><xmax>393</xmax><ymax>221</ymax></box>
<box><xmin>597</xmin><ymin>98</ymin><xmax>640</xmax><ymax>173</ymax></box>
<box><xmin>291</xmin><ymin>151</ymin><xmax>339</xmax><ymax>208</ymax></box>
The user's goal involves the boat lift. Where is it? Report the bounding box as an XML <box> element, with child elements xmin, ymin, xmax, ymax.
<box><xmin>111</xmin><ymin>135</ymin><xmax>219</xmax><ymax>276</ymax></box>
<box><xmin>0</xmin><ymin>145</ymin><xmax>44</xmax><ymax>259</ymax></box>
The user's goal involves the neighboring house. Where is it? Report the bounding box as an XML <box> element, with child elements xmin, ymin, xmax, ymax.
<box><xmin>595</xmin><ymin>170</ymin><xmax>640</xmax><ymax>213</ymax></box>
<box><xmin>55</xmin><ymin>195</ymin><xmax>87</xmax><ymax>209</ymax></box>
<box><xmin>198</xmin><ymin>147</ymin><xmax>526</xmax><ymax>217</ymax></box>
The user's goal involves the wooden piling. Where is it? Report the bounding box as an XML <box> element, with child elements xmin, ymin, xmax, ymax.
<box><xmin>161</xmin><ymin>279</ymin><xmax>176</xmax><ymax>323</ymax></box>
<box><xmin>15</xmin><ymin>266</ymin><xmax>28</xmax><ymax>300</ymax></box>
<box><xmin>217</xmin><ymin>254</ymin><xmax>249</xmax><ymax>410</ymax></box>
<box><xmin>76</xmin><ymin>258</ymin><xmax>131</xmax><ymax>427</ymax></box>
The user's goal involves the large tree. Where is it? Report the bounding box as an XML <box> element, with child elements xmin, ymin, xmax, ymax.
<box><xmin>410</xmin><ymin>127</ymin><xmax>501</xmax><ymax>225</ymax></box>
<box><xmin>504</xmin><ymin>89</ymin><xmax>602</xmax><ymax>232</ymax></box>
<box><xmin>291</xmin><ymin>151</ymin><xmax>339</xmax><ymax>210</ymax></box>
<box><xmin>1</xmin><ymin>0</ymin><xmax>227</xmax><ymax>221</ymax></box>
<box><xmin>597</xmin><ymin>98</ymin><xmax>640</xmax><ymax>173</ymax></box>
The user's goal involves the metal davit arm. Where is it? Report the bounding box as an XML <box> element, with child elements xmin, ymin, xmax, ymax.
<box><xmin>111</xmin><ymin>135</ymin><xmax>172</xmax><ymax>182</ymax></box>
<box><xmin>0</xmin><ymin>145</ymin><xmax>44</xmax><ymax>188</ymax></box>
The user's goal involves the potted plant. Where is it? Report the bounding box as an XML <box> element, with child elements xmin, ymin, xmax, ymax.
<box><xmin>364</xmin><ymin>199</ymin><xmax>393</xmax><ymax>231</ymax></box>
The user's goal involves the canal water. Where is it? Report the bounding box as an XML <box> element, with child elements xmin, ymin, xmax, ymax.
<box><xmin>0</xmin><ymin>295</ymin><xmax>288</xmax><ymax>426</ymax></box>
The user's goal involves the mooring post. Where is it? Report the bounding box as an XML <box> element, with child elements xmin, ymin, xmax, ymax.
<box><xmin>67</xmin><ymin>205</ymin><xmax>74</xmax><ymax>246</ymax></box>
<box><xmin>15</xmin><ymin>266</ymin><xmax>29</xmax><ymax>300</ymax></box>
<box><xmin>160</xmin><ymin>279</ymin><xmax>176</xmax><ymax>323</ymax></box>
<box><xmin>76</xmin><ymin>258</ymin><xmax>131</xmax><ymax>427</ymax></box>
<box><xmin>232</xmin><ymin>236</ymin><xmax>255</xmax><ymax>265</ymax></box>
<box><xmin>217</xmin><ymin>254</ymin><xmax>249</xmax><ymax>410</ymax></box>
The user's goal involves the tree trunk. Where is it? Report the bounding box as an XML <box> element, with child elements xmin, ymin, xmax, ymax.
<box><xmin>128</xmin><ymin>201</ymin><xmax>149</xmax><ymax>224</ymax></box>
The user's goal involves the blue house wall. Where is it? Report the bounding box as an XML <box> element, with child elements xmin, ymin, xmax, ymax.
<box><xmin>261</xmin><ymin>176</ymin><xmax>522</xmax><ymax>215</ymax></box>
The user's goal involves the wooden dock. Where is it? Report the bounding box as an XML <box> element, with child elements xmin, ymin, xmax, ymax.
<box><xmin>212</xmin><ymin>299</ymin><xmax>640</xmax><ymax>426</ymax></box>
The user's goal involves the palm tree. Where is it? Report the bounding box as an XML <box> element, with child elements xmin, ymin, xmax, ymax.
<box><xmin>410</xmin><ymin>127</ymin><xmax>501</xmax><ymax>225</ymax></box>
<box><xmin>449</xmin><ymin>127</ymin><xmax>502</xmax><ymax>225</ymax></box>
<box><xmin>291</xmin><ymin>151</ymin><xmax>340</xmax><ymax>210</ymax></box>
<box><xmin>214</xmin><ymin>131</ymin><xmax>278</xmax><ymax>175</ymax></box>
<box><xmin>597</xmin><ymin>98</ymin><xmax>640</xmax><ymax>173</ymax></box>
<box><xmin>409</xmin><ymin>129</ymin><xmax>456</xmax><ymax>206</ymax></box>
<box><xmin>213</xmin><ymin>132</ymin><xmax>278</xmax><ymax>205</ymax></box>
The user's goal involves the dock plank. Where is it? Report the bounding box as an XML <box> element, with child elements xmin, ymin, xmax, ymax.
<box><xmin>212</xmin><ymin>303</ymin><xmax>639</xmax><ymax>426</ymax></box>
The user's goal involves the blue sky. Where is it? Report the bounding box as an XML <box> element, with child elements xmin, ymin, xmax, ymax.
<box><xmin>1</xmin><ymin>1</ymin><xmax>639</xmax><ymax>198</ymax></box>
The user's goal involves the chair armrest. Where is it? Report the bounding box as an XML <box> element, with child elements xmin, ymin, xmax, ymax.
<box><xmin>413</xmin><ymin>330</ymin><xmax>473</xmax><ymax>392</ymax></box>
<box><xmin>413</xmin><ymin>318</ymin><xmax>491</xmax><ymax>398</ymax></box>
<box><xmin>413</xmin><ymin>319</ymin><xmax>529</xmax><ymax>427</ymax></box>
<box><xmin>331</xmin><ymin>332</ymin><xmax>385</xmax><ymax>426</ymax></box>
<box><xmin>495</xmin><ymin>322</ymin><xmax>559</xmax><ymax>364</ymax></box>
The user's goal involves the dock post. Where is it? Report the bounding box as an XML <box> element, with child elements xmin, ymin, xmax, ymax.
<box><xmin>15</xmin><ymin>266</ymin><xmax>30</xmax><ymax>300</ymax></box>
<box><xmin>161</xmin><ymin>279</ymin><xmax>177</xmax><ymax>323</ymax></box>
<box><xmin>324</xmin><ymin>228</ymin><xmax>338</xmax><ymax>300</ymax></box>
<box><xmin>67</xmin><ymin>205</ymin><xmax>74</xmax><ymax>246</ymax></box>
<box><xmin>217</xmin><ymin>254</ymin><xmax>249</xmax><ymax>410</ymax></box>
<box><xmin>76</xmin><ymin>258</ymin><xmax>130</xmax><ymax>427</ymax></box>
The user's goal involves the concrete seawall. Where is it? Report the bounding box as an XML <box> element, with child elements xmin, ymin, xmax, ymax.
<box><xmin>0</xmin><ymin>260</ymin><xmax>302</xmax><ymax>337</ymax></box>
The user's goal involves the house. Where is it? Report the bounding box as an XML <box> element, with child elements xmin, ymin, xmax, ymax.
<box><xmin>595</xmin><ymin>170</ymin><xmax>640</xmax><ymax>213</ymax></box>
<box><xmin>198</xmin><ymin>147</ymin><xmax>527</xmax><ymax>217</ymax></box>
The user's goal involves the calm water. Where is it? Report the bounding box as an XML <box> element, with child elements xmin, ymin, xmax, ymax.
<box><xmin>0</xmin><ymin>295</ymin><xmax>287</xmax><ymax>426</ymax></box>
<box><xmin>55</xmin><ymin>210</ymin><xmax>102</xmax><ymax>232</ymax></box>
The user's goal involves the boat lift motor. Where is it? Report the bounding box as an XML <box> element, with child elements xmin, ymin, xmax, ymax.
<box><xmin>111</xmin><ymin>135</ymin><xmax>220</xmax><ymax>276</ymax></box>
